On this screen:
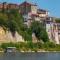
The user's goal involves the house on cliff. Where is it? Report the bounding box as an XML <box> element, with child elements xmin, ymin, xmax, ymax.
<box><xmin>0</xmin><ymin>1</ymin><xmax>60</xmax><ymax>44</ymax></box>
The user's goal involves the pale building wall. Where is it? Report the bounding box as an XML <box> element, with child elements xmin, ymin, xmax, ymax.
<box><xmin>31</xmin><ymin>5</ymin><xmax>37</xmax><ymax>14</ymax></box>
<box><xmin>58</xmin><ymin>35</ymin><xmax>60</xmax><ymax>42</ymax></box>
<box><xmin>54</xmin><ymin>30</ymin><xmax>59</xmax><ymax>44</ymax></box>
<box><xmin>39</xmin><ymin>14</ymin><xmax>47</xmax><ymax>17</ymax></box>
<box><xmin>46</xmin><ymin>22</ymin><xmax>60</xmax><ymax>44</ymax></box>
<box><xmin>53</xmin><ymin>24</ymin><xmax>60</xmax><ymax>44</ymax></box>
<box><xmin>34</xmin><ymin>17</ymin><xmax>40</xmax><ymax>21</ymax></box>
<box><xmin>39</xmin><ymin>11</ymin><xmax>49</xmax><ymax>17</ymax></box>
<box><xmin>46</xmin><ymin>23</ymin><xmax>52</xmax><ymax>40</ymax></box>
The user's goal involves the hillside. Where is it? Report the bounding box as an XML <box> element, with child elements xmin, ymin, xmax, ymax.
<box><xmin>0</xmin><ymin>9</ymin><xmax>49</xmax><ymax>43</ymax></box>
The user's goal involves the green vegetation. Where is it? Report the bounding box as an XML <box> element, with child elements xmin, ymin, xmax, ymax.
<box><xmin>0</xmin><ymin>9</ymin><xmax>49</xmax><ymax>42</ymax></box>
<box><xmin>1</xmin><ymin>9</ymin><xmax>59</xmax><ymax>52</ymax></box>
<box><xmin>55</xmin><ymin>18</ymin><xmax>60</xmax><ymax>23</ymax></box>
<box><xmin>31</xmin><ymin>21</ymin><xmax>49</xmax><ymax>42</ymax></box>
<box><xmin>0</xmin><ymin>42</ymin><xmax>60</xmax><ymax>52</ymax></box>
<box><xmin>0</xmin><ymin>9</ymin><xmax>32</xmax><ymax>41</ymax></box>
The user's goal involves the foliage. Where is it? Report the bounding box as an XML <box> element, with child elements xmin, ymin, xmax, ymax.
<box><xmin>0</xmin><ymin>5</ymin><xmax>60</xmax><ymax>52</ymax></box>
<box><xmin>1</xmin><ymin>42</ymin><xmax>15</xmax><ymax>49</ymax></box>
<box><xmin>0</xmin><ymin>9</ymin><xmax>32</xmax><ymax>41</ymax></box>
<box><xmin>1</xmin><ymin>42</ymin><xmax>60</xmax><ymax>51</ymax></box>
<box><xmin>0</xmin><ymin>9</ymin><xmax>49</xmax><ymax>42</ymax></box>
<box><xmin>0</xmin><ymin>13</ymin><xmax>8</xmax><ymax>28</ymax></box>
<box><xmin>31</xmin><ymin>21</ymin><xmax>49</xmax><ymax>42</ymax></box>
<box><xmin>55</xmin><ymin>18</ymin><xmax>60</xmax><ymax>23</ymax></box>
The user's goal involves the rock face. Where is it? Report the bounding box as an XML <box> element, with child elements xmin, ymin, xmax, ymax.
<box><xmin>0</xmin><ymin>27</ymin><xmax>24</xmax><ymax>43</ymax></box>
<box><xmin>32</xmin><ymin>33</ymin><xmax>38</xmax><ymax>43</ymax></box>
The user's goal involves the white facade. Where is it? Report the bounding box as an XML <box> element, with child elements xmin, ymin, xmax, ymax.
<box><xmin>46</xmin><ymin>22</ymin><xmax>60</xmax><ymax>44</ymax></box>
<box><xmin>46</xmin><ymin>23</ymin><xmax>52</xmax><ymax>40</ymax></box>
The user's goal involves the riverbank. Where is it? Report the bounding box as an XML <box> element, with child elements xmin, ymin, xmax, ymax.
<box><xmin>0</xmin><ymin>42</ymin><xmax>60</xmax><ymax>53</ymax></box>
<box><xmin>1</xmin><ymin>49</ymin><xmax>60</xmax><ymax>53</ymax></box>
<box><xmin>19</xmin><ymin>50</ymin><xmax>60</xmax><ymax>53</ymax></box>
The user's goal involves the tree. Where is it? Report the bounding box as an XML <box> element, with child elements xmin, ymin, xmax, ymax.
<box><xmin>0</xmin><ymin>9</ymin><xmax>32</xmax><ymax>41</ymax></box>
<box><xmin>0</xmin><ymin>13</ymin><xmax>8</xmax><ymax>29</ymax></box>
<box><xmin>55</xmin><ymin>18</ymin><xmax>60</xmax><ymax>23</ymax></box>
<box><xmin>6</xmin><ymin>9</ymin><xmax>32</xmax><ymax>41</ymax></box>
<box><xmin>31</xmin><ymin>21</ymin><xmax>49</xmax><ymax>42</ymax></box>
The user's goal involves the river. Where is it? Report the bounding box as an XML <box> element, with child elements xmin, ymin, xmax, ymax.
<box><xmin>0</xmin><ymin>52</ymin><xmax>60</xmax><ymax>60</ymax></box>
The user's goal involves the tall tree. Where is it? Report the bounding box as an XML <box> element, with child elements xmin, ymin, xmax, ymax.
<box><xmin>31</xmin><ymin>21</ymin><xmax>49</xmax><ymax>42</ymax></box>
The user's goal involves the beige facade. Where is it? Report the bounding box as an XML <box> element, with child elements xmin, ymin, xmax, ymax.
<box><xmin>31</xmin><ymin>5</ymin><xmax>37</xmax><ymax>14</ymax></box>
<box><xmin>39</xmin><ymin>13</ymin><xmax>47</xmax><ymax>17</ymax></box>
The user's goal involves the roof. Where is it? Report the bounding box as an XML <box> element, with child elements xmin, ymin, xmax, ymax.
<box><xmin>19</xmin><ymin>1</ymin><xmax>37</xmax><ymax>6</ymax></box>
<box><xmin>31</xmin><ymin>14</ymin><xmax>39</xmax><ymax>17</ymax></box>
<box><xmin>8</xmin><ymin>3</ymin><xmax>19</xmax><ymax>8</ymax></box>
<box><xmin>37</xmin><ymin>9</ymin><xmax>48</xmax><ymax>14</ymax></box>
<box><xmin>8</xmin><ymin>3</ymin><xmax>18</xmax><ymax>6</ymax></box>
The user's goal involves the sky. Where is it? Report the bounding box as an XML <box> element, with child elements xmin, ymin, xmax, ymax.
<box><xmin>0</xmin><ymin>0</ymin><xmax>60</xmax><ymax>18</ymax></box>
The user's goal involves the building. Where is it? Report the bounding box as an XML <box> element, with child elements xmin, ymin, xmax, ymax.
<box><xmin>7</xmin><ymin>3</ymin><xmax>19</xmax><ymax>9</ymax></box>
<box><xmin>19</xmin><ymin>1</ymin><xmax>56</xmax><ymax>43</ymax></box>
<box><xmin>52</xmin><ymin>20</ymin><xmax>60</xmax><ymax>44</ymax></box>
<box><xmin>19</xmin><ymin>1</ymin><xmax>49</xmax><ymax>27</ymax></box>
<box><xmin>0</xmin><ymin>2</ymin><xmax>19</xmax><ymax>11</ymax></box>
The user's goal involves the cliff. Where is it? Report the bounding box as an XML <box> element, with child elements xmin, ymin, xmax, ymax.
<box><xmin>0</xmin><ymin>27</ymin><xmax>24</xmax><ymax>43</ymax></box>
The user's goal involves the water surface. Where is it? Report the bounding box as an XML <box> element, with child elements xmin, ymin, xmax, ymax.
<box><xmin>0</xmin><ymin>52</ymin><xmax>60</xmax><ymax>60</ymax></box>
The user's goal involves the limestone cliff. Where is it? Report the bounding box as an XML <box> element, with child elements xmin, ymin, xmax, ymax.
<box><xmin>0</xmin><ymin>27</ymin><xmax>24</xmax><ymax>43</ymax></box>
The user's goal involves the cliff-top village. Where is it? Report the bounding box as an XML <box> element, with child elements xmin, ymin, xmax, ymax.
<box><xmin>0</xmin><ymin>1</ymin><xmax>60</xmax><ymax>44</ymax></box>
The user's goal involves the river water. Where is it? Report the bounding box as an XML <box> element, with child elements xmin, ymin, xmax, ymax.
<box><xmin>0</xmin><ymin>52</ymin><xmax>60</xmax><ymax>60</ymax></box>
